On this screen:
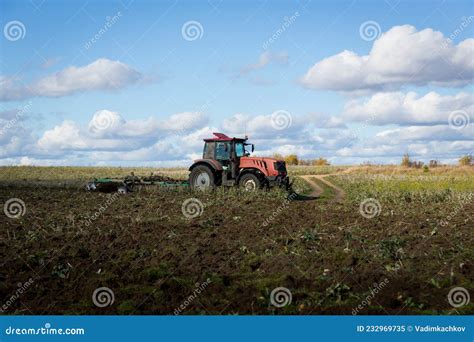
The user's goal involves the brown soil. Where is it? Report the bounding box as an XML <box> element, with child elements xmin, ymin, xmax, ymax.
<box><xmin>0</xmin><ymin>182</ymin><xmax>472</xmax><ymax>315</ymax></box>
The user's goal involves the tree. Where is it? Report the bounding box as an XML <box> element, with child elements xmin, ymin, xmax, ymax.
<box><xmin>459</xmin><ymin>155</ymin><xmax>472</xmax><ymax>166</ymax></box>
<box><xmin>272</xmin><ymin>153</ymin><xmax>284</xmax><ymax>160</ymax></box>
<box><xmin>284</xmin><ymin>154</ymin><xmax>299</xmax><ymax>165</ymax></box>
<box><xmin>313</xmin><ymin>157</ymin><xmax>330</xmax><ymax>166</ymax></box>
<box><xmin>298</xmin><ymin>159</ymin><xmax>311</xmax><ymax>166</ymax></box>
<box><xmin>412</xmin><ymin>160</ymin><xmax>424</xmax><ymax>169</ymax></box>
<box><xmin>401</xmin><ymin>153</ymin><xmax>411</xmax><ymax>167</ymax></box>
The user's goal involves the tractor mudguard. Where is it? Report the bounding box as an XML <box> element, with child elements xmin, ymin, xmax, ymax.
<box><xmin>189</xmin><ymin>159</ymin><xmax>223</xmax><ymax>172</ymax></box>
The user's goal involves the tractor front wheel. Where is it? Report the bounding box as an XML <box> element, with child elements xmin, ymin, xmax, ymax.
<box><xmin>239</xmin><ymin>173</ymin><xmax>261</xmax><ymax>191</ymax></box>
<box><xmin>189</xmin><ymin>165</ymin><xmax>215</xmax><ymax>190</ymax></box>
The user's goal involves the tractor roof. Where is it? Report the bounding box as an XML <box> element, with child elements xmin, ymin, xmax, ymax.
<box><xmin>204</xmin><ymin>132</ymin><xmax>246</xmax><ymax>142</ymax></box>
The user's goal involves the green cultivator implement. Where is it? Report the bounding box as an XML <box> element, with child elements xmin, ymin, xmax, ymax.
<box><xmin>86</xmin><ymin>132</ymin><xmax>299</xmax><ymax>195</ymax></box>
<box><xmin>85</xmin><ymin>173</ymin><xmax>189</xmax><ymax>193</ymax></box>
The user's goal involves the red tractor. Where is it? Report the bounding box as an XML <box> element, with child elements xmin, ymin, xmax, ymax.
<box><xmin>188</xmin><ymin>133</ymin><xmax>290</xmax><ymax>191</ymax></box>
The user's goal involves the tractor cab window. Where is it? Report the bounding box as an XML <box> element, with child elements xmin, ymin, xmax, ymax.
<box><xmin>235</xmin><ymin>143</ymin><xmax>245</xmax><ymax>157</ymax></box>
<box><xmin>215</xmin><ymin>142</ymin><xmax>230</xmax><ymax>160</ymax></box>
<box><xmin>203</xmin><ymin>142</ymin><xmax>215</xmax><ymax>159</ymax></box>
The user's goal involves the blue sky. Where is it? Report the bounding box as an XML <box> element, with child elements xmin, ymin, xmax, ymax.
<box><xmin>0</xmin><ymin>0</ymin><xmax>473</xmax><ymax>166</ymax></box>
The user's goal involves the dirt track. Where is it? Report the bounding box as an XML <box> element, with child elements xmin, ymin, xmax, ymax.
<box><xmin>300</xmin><ymin>174</ymin><xmax>346</xmax><ymax>202</ymax></box>
<box><xmin>299</xmin><ymin>175</ymin><xmax>323</xmax><ymax>197</ymax></box>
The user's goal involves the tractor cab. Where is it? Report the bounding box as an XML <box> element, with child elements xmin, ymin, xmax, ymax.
<box><xmin>201</xmin><ymin>133</ymin><xmax>253</xmax><ymax>184</ymax></box>
<box><xmin>189</xmin><ymin>133</ymin><xmax>290</xmax><ymax>191</ymax></box>
<box><xmin>203</xmin><ymin>133</ymin><xmax>253</xmax><ymax>164</ymax></box>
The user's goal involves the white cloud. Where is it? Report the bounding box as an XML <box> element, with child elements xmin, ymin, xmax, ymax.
<box><xmin>240</xmin><ymin>51</ymin><xmax>289</xmax><ymax>75</ymax></box>
<box><xmin>375</xmin><ymin>125</ymin><xmax>473</xmax><ymax>142</ymax></box>
<box><xmin>36</xmin><ymin>120</ymin><xmax>144</xmax><ymax>152</ymax></box>
<box><xmin>0</xmin><ymin>109</ymin><xmax>36</xmax><ymax>158</ymax></box>
<box><xmin>2</xmin><ymin>108</ymin><xmax>472</xmax><ymax>166</ymax></box>
<box><xmin>178</xmin><ymin>126</ymin><xmax>219</xmax><ymax>149</ymax></box>
<box><xmin>309</xmin><ymin>113</ymin><xmax>347</xmax><ymax>128</ymax></box>
<box><xmin>230</xmin><ymin>51</ymin><xmax>289</xmax><ymax>84</ymax></box>
<box><xmin>160</xmin><ymin>111</ymin><xmax>208</xmax><ymax>132</ymax></box>
<box><xmin>343</xmin><ymin>91</ymin><xmax>474</xmax><ymax>125</ymax></box>
<box><xmin>40</xmin><ymin>57</ymin><xmax>61</xmax><ymax>69</ymax></box>
<box><xmin>222</xmin><ymin>113</ymin><xmax>270</xmax><ymax>136</ymax></box>
<box><xmin>0</xmin><ymin>132</ymin><xmax>34</xmax><ymax>158</ymax></box>
<box><xmin>0</xmin><ymin>76</ymin><xmax>27</xmax><ymax>102</ymax></box>
<box><xmin>88</xmin><ymin>140</ymin><xmax>182</xmax><ymax>162</ymax></box>
<box><xmin>256</xmin><ymin>144</ymin><xmax>316</xmax><ymax>158</ymax></box>
<box><xmin>36</xmin><ymin>110</ymin><xmax>208</xmax><ymax>154</ymax></box>
<box><xmin>88</xmin><ymin>110</ymin><xmax>126</xmax><ymax>137</ymax></box>
<box><xmin>337</xmin><ymin>140</ymin><xmax>474</xmax><ymax>160</ymax></box>
<box><xmin>336</xmin><ymin>124</ymin><xmax>474</xmax><ymax>160</ymax></box>
<box><xmin>222</xmin><ymin>112</ymin><xmax>308</xmax><ymax>140</ymax></box>
<box><xmin>0</xmin><ymin>59</ymin><xmax>144</xmax><ymax>101</ymax></box>
<box><xmin>301</xmin><ymin>25</ymin><xmax>474</xmax><ymax>91</ymax></box>
<box><xmin>337</xmin><ymin>144</ymin><xmax>399</xmax><ymax>158</ymax></box>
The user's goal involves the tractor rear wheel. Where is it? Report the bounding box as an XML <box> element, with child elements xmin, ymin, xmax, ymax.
<box><xmin>189</xmin><ymin>165</ymin><xmax>215</xmax><ymax>190</ymax></box>
<box><xmin>239</xmin><ymin>173</ymin><xmax>261</xmax><ymax>191</ymax></box>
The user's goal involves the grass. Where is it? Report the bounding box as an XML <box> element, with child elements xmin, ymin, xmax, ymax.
<box><xmin>0</xmin><ymin>166</ymin><xmax>188</xmax><ymax>183</ymax></box>
<box><xmin>0</xmin><ymin>164</ymin><xmax>471</xmax><ymax>182</ymax></box>
<box><xmin>287</xmin><ymin>165</ymin><xmax>348</xmax><ymax>175</ymax></box>
<box><xmin>331</xmin><ymin>174</ymin><xmax>474</xmax><ymax>193</ymax></box>
<box><xmin>343</xmin><ymin>165</ymin><xmax>474</xmax><ymax>176</ymax></box>
<box><xmin>329</xmin><ymin>174</ymin><xmax>474</xmax><ymax>203</ymax></box>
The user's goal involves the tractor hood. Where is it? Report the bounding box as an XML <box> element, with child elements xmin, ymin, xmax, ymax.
<box><xmin>241</xmin><ymin>156</ymin><xmax>280</xmax><ymax>163</ymax></box>
<box><xmin>239</xmin><ymin>157</ymin><xmax>287</xmax><ymax>177</ymax></box>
